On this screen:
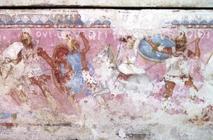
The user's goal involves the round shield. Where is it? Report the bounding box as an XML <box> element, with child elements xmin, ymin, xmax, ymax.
<box><xmin>138</xmin><ymin>34</ymin><xmax>175</xmax><ymax>62</ymax></box>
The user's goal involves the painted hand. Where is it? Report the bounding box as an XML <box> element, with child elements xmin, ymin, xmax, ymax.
<box><xmin>145</xmin><ymin>37</ymin><xmax>158</xmax><ymax>51</ymax></box>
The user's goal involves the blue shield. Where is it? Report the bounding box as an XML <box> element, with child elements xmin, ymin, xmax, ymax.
<box><xmin>138</xmin><ymin>34</ymin><xmax>175</xmax><ymax>62</ymax></box>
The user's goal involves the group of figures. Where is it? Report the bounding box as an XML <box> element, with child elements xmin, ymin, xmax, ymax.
<box><xmin>0</xmin><ymin>29</ymin><xmax>212</xmax><ymax>116</ymax></box>
<box><xmin>0</xmin><ymin>31</ymin><xmax>98</xmax><ymax>110</ymax></box>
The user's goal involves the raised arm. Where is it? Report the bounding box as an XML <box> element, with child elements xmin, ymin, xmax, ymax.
<box><xmin>37</xmin><ymin>47</ymin><xmax>56</xmax><ymax>69</ymax></box>
<box><xmin>80</xmin><ymin>32</ymin><xmax>90</xmax><ymax>54</ymax></box>
<box><xmin>146</xmin><ymin>37</ymin><xmax>173</xmax><ymax>55</ymax></box>
<box><xmin>187</xmin><ymin>38</ymin><xmax>201</xmax><ymax>59</ymax></box>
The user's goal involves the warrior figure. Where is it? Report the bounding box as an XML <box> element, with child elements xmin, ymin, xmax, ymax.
<box><xmin>146</xmin><ymin>32</ymin><xmax>201</xmax><ymax>97</ymax></box>
<box><xmin>116</xmin><ymin>35</ymin><xmax>145</xmax><ymax>80</ymax></box>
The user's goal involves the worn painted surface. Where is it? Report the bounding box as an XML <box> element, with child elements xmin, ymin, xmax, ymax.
<box><xmin>0</xmin><ymin>0</ymin><xmax>213</xmax><ymax>7</ymax></box>
<box><xmin>0</xmin><ymin>9</ymin><xmax>212</xmax><ymax>140</ymax></box>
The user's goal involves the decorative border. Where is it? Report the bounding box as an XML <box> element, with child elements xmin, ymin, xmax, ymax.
<box><xmin>0</xmin><ymin>11</ymin><xmax>212</xmax><ymax>29</ymax></box>
<box><xmin>0</xmin><ymin>13</ymin><xmax>111</xmax><ymax>28</ymax></box>
<box><xmin>168</xmin><ymin>19</ymin><xmax>213</xmax><ymax>28</ymax></box>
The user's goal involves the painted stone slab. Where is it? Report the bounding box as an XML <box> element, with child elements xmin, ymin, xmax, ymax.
<box><xmin>0</xmin><ymin>9</ymin><xmax>212</xmax><ymax>140</ymax></box>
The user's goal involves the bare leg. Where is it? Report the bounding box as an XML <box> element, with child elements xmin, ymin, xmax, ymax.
<box><xmin>67</xmin><ymin>93</ymin><xmax>81</xmax><ymax>114</ymax></box>
<box><xmin>185</xmin><ymin>76</ymin><xmax>198</xmax><ymax>92</ymax></box>
<box><xmin>4</xmin><ymin>65</ymin><xmax>13</xmax><ymax>79</ymax></box>
<box><xmin>164</xmin><ymin>81</ymin><xmax>176</xmax><ymax>98</ymax></box>
<box><xmin>17</xmin><ymin>89</ymin><xmax>28</xmax><ymax>103</ymax></box>
<box><xmin>10</xmin><ymin>90</ymin><xmax>22</xmax><ymax>105</ymax></box>
<box><xmin>29</xmin><ymin>76</ymin><xmax>60</xmax><ymax>111</ymax></box>
<box><xmin>67</xmin><ymin>94</ymin><xmax>75</xmax><ymax>104</ymax></box>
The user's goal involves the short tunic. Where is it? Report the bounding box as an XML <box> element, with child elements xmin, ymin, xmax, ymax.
<box><xmin>21</xmin><ymin>47</ymin><xmax>44</xmax><ymax>78</ymax></box>
<box><xmin>117</xmin><ymin>39</ymin><xmax>145</xmax><ymax>75</ymax></box>
<box><xmin>65</xmin><ymin>52</ymin><xmax>95</xmax><ymax>94</ymax></box>
<box><xmin>164</xmin><ymin>48</ymin><xmax>191</xmax><ymax>85</ymax></box>
<box><xmin>65</xmin><ymin>52</ymin><xmax>84</xmax><ymax>94</ymax></box>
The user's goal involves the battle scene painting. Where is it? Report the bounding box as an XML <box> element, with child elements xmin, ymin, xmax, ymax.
<box><xmin>0</xmin><ymin>10</ymin><xmax>212</xmax><ymax>140</ymax></box>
